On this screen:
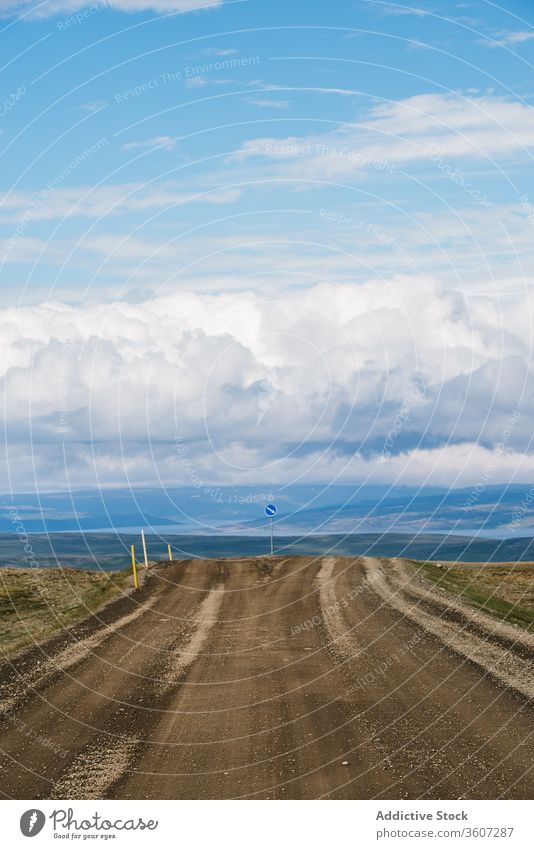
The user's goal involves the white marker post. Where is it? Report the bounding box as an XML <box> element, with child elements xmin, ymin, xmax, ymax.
<box><xmin>141</xmin><ymin>529</ymin><xmax>148</xmax><ymax>579</ymax></box>
<box><xmin>167</xmin><ymin>543</ymin><xmax>172</xmax><ymax>562</ymax></box>
<box><xmin>264</xmin><ymin>504</ymin><xmax>277</xmax><ymax>555</ymax></box>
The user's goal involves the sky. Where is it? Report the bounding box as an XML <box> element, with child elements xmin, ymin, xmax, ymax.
<box><xmin>1</xmin><ymin>0</ymin><xmax>534</xmax><ymax>497</ymax></box>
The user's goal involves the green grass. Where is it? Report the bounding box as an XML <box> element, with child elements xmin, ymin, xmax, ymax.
<box><xmin>0</xmin><ymin>567</ymin><xmax>130</xmax><ymax>657</ymax></box>
<box><xmin>408</xmin><ymin>560</ymin><xmax>534</xmax><ymax>631</ymax></box>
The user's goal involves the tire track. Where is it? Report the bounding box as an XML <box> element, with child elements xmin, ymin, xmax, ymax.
<box><xmin>158</xmin><ymin>583</ymin><xmax>224</xmax><ymax>693</ymax></box>
<box><xmin>46</xmin><ymin>587</ymin><xmax>225</xmax><ymax>799</ymax></box>
<box><xmin>394</xmin><ymin>559</ymin><xmax>534</xmax><ymax>657</ymax></box>
<box><xmin>317</xmin><ymin>556</ymin><xmax>361</xmax><ymax>656</ymax></box>
<box><xmin>50</xmin><ymin>737</ymin><xmax>138</xmax><ymax>799</ymax></box>
<box><xmin>364</xmin><ymin>557</ymin><xmax>534</xmax><ymax>700</ymax></box>
<box><xmin>0</xmin><ymin>561</ymin><xmax>222</xmax><ymax>798</ymax></box>
<box><xmin>0</xmin><ymin>597</ymin><xmax>157</xmax><ymax>714</ymax></box>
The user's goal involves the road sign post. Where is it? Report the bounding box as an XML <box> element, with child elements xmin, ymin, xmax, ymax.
<box><xmin>264</xmin><ymin>504</ymin><xmax>277</xmax><ymax>555</ymax></box>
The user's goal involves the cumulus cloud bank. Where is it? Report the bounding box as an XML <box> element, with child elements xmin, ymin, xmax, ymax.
<box><xmin>1</xmin><ymin>277</ymin><xmax>532</xmax><ymax>489</ymax></box>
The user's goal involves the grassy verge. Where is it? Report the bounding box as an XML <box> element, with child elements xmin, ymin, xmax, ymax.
<box><xmin>0</xmin><ymin>567</ymin><xmax>130</xmax><ymax>657</ymax></box>
<box><xmin>407</xmin><ymin>560</ymin><xmax>534</xmax><ymax>631</ymax></box>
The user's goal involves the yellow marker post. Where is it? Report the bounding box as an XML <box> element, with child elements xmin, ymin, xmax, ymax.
<box><xmin>131</xmin><ymin>544</ymin><xmax>138</xmax><ymax>588</ymax></box>
<box><xmin>167</xmin><ymin>543</ymin><xmax>172</xmax><ymax>562</ymax></box>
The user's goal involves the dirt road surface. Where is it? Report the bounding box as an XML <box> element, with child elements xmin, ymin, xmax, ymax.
<box><xmin>0</xmin><ymin>557</ymin><xmax>533</xmax><ymax>799</ymax></box>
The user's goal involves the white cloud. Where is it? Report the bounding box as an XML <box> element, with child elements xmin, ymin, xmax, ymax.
<box><xmin>203</xmin><ymin>47</ymin><xmax>239</xmax><ymax>57</ymax></box>
<box><xmin>246</xmin><ymin>98</ymin><xmax>290</xmax><ymax>109</ymax></box>
<box><xmin>503</xmin><ymin>31</ymin><xmax>534</xmax><ymax>44</ymax></box>
<box><xmin>76</xmin><ymin>101</ymin><xmax>108</xmax><ymax>113</ymax></box>
<box><xmin>184</xmin><ymin>76</ymin><xmax>209</xmax><ymax>88</ymax></box>
<box><xmin>4</xmin><ymin>198</ymin><xmax>531</xmax><ymax>305</ymax></box>
<box><xmin>0</xmin><ymin>0</ymin><xmax>222</xmax><ymax>17</ymax></box>
<box><xmin>184</xmin><ymin>76</ymin><xmax>233</xmax><ymax>87</ymax></box>
<box><xmin>121</xmin><ymin>135</ymin><xmax>177</xmax><ymax>151</ymax></box>
<box><xmin>368</xmin><ymin>2</ymin><xmax>429</xmax><ymax>16</ymax></box>
<box><xmin>480</xmin><ymin>31</ymin><xmax>534</xmax><ymax>48</ymax></box>
<box><xmin>1</xmin><ymin>277</ymin><xmax>532</xmax><ymax>489</ymax></box>
<box><xmin>234</xmin><ymin>93</ymin><xmax>534</xmax><ymax>179</ymax></box>
<box><xmin>0</xmin><ymin>236</ymin><xmax>58</xmax><ymax>264</ymax></box>
<box><xmin>80</xmin><ymin>233</ymin><xmax>180</xmax><ymax>260</ymax></box>
<box><xmin>0</xmin><ymin>182</ymin><xmax>242</xmax><ymax>224</ymax></box>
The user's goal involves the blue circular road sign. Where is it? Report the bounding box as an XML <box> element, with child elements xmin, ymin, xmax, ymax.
<box><xmin>265</xmin><ymin>503</ymin><xmax>277</xmax><ymax>517</ymax></box>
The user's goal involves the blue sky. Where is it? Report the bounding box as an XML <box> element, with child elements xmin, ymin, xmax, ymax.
<box><xmin>1</xmin><ymin>0</ymin><xmax>534</xmax><ymax>495</ymax></box>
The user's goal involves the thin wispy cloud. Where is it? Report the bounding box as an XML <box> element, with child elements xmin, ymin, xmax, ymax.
<box><xmin>122</xmin><ymin>135</ymin><xmax>177</xmax><ymax>152</ymax></box>
<box><xmin>366</xmin><ymin>1</ymin><xmax>430</xmax><ymax>17</ymax></box>
<box><xmin>76</xmin><ymin>101</ymin><xmax>109</xmax><ymax>113</ymax></box>
<box><xmin>203</xmin><ymin>47</ymin><xmax>239</xmax><ymax>57</ymax></box>
<box><xmin>0</xmin><ymin>0</ymin><xmax>222</xmax><ymax>16</ymax></box>
<box><xmin>246</xmin><ymin>98</ymin><xmax>290</xmax><ymax>109</ymax></box>
<box><xmin>184</xmin><ymin>76</ymin><xmax>234</xmax><ymax>87</ymax></box>
<box><xmin>479</xmin><ymin>30</ymin><xmax>534</xmax><ymax>48</ymax></box>
<box><xmin>0</xmin><ymin>182</ymin><xmax>242</xmax><ymax>224</ymax></box>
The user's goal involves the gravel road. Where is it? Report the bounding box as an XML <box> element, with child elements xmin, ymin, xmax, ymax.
<box><xmin>0</xmin><ymin>557</ymin><xmax>532</xmax><ymax>799</ymax></box>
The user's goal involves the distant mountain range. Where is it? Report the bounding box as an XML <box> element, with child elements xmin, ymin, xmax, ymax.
<box><xmin>1</xmin><ymin>483</ymin><xmax>533</xmax><ymax>537</ymax></box>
